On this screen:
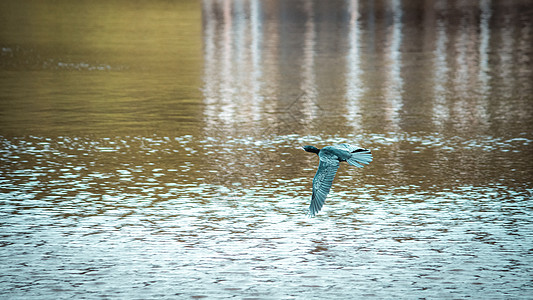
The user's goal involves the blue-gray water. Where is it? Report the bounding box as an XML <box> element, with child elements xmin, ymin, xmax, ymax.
<box><xmin>1</xmin><ymin>0</ymin><xmax>532</xmax><ymax>299</ymax></box>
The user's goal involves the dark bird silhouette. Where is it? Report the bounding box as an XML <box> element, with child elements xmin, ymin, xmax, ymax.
<box><xmin>302</xmin><ymin>144</ymin><xmax>372</xmax><ymax>216</ymax></box>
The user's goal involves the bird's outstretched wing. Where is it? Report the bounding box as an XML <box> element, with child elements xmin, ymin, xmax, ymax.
<box><xmin>332</xmin><ymin>143</ymin><xmax>372</xmax><ymax>168</ymax></box>
<box><xmin>308</xmin><ymin>158</ymin><xmax>340</xmax><ymax>217</ymax></box>
<box><xmin>332</xmin><ymin>143</ymin><xmax>360</xmax><ymax>152</ymax></box>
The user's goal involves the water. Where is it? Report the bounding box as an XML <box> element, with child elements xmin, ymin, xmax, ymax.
<box><xmin>1</xmin><ymin>0</ymin><xmax>532</xmax><ymax>298</ymax></box>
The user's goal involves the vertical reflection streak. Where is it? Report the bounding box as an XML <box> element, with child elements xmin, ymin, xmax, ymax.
<box><xmin>517</xmin><ymin>14</ymin><xmax>533</xmax><ymax>97</ymax></box>
<box><xmin>345</xmin><ymin>0</ymin><xmax>363</xmax><ymax>130</ymax></box>
<box><xmin>498</xmin><ymin>13</ymin><xmax>514</xmax><ymax>98</ymax></box>
<box><xmin>300</xmin><ymin>0</ymin><xmax>317</xmax><ymax>121</ymax></box>
<box><xmin>475</xmin><ymin>0</ymin><xmax>491</xmax><ymax>130</ymax></box>
<box><xmin>432</xmin><ymin>18</ymin><xmax>449</xmax><ymax>128</ymax></box>
<box><xmin>202</xmin><ymin>0</ymin><xmax>264</xmax><ymax>134</ymax></box>
<box><xmin>478</xmin><ymin>0</ymin><xmax>491</xmax><ymax>96</ymax></box>
<box><xmin>452</xmin><ymin>1</ymin><xmax>479</xmax><ymax>130</ymax></box>
<box><xmin>262</xmin><ymin>4</ymin><xmax>280</xmax><ymax>117</ymax></box>
<box><xmin>493</xmin><ymin>6</ymin><xmax>517</xmax><ymax>124</ymax></box>
<box><xmin>219</xmin><ymin>0</ymin><xmax>235</xmax><ymax>123</ymax></box>
<box><xmin>250</xmin><ymin>0</ymin><xmax>263</xmax><ymax>121</ymax></box>
<box><xmin>453</xmin><ymin>6</ymin><xmax>469</xmax><ymax>100</ymax></box>
<box><xmin>202</xmin><ymin>0</ymin><xmax>219</xmax><ymax>132</ymax></box>
<box><xmin>383</xmin><ymin>0</ymin><xmax>404</xmax><ymax>130</ymax></box>
<box><xmin>516</xmin><ymin>14</ymin><xmax>533</xmax><ymax>125</ymax></box>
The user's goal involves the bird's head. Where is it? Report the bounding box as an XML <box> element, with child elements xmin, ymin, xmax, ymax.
<box><xmin>302</xmin><ymin>145</ymin><xmax>320</xmax><ymax>154</ymax></box>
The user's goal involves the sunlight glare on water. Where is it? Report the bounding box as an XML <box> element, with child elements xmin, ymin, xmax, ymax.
<box><xmin>1</xmin><ymin>0</ymin><xmax>533</xmax><ymax>299</ymax></box>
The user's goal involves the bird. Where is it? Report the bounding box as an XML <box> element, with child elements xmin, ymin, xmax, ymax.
<box><xmin>302</xmin><ymin>143</ymin><xmax>372</xmax><ymax>217</ymax></box>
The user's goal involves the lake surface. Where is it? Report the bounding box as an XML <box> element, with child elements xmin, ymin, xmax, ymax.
<box><xmin>1</xmin><ymin>0</ymin><xmax>532</xmax><ymax>298</ymax></box>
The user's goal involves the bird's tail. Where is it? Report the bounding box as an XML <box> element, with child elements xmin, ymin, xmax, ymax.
<box><xmin>346</xmin><ymin>149</ymin><xmax>373</xmax><ymax>168</ymax></box>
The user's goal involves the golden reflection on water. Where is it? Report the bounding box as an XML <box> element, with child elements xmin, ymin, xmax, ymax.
<box><xmin>0</xmin><ymin>0</ymin><xmax>203</xmax><ymax>136</ymax></box>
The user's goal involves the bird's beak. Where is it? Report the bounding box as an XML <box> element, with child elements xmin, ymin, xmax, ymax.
<box><xmin>300</xmin><ymin>146</ymin><xmax>305</xmax><ymax>150</ymax></box>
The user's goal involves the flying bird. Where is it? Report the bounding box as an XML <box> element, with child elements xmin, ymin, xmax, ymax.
<box><xmin>302</xmin><ymin>144</ymin><xmax>372</xmax><ymax>217</ymax></box>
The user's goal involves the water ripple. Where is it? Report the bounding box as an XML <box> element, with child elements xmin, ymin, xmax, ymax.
<box><xmin>1</xmin><ymin>134</ymin><xmax>532</xmax><ymax>298</ymax></box>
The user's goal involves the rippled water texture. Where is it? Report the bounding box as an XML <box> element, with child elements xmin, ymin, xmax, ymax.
<box><xmin>1</xmin><ymin>0</ymin><xmax>533</xmax><ymax>299</ymax></box>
